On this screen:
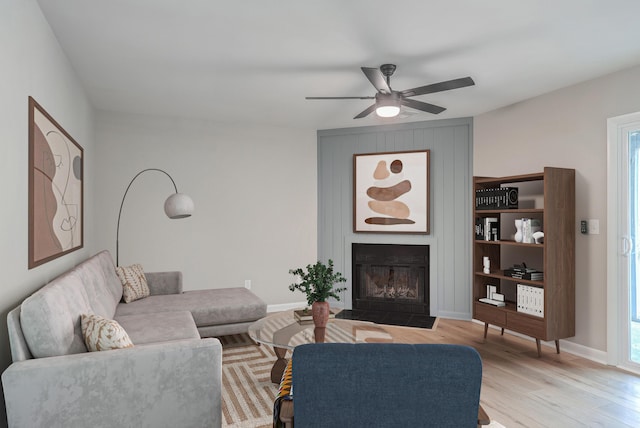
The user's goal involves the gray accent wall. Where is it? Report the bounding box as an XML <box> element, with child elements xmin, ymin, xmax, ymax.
<box><xmin>317</xmin><ymin>118</ymin><xmax>473</xmax><ymax>319</ymax></box>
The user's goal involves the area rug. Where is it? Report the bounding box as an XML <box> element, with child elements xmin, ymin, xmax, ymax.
<box><xmin>218</xmin><ymin>334</ymin><xmax>506</xmax><ymax>428</ymax></box>
<box><xmin>219</xmin><ymin>334</ymin><xmax>279</xmax><ymax>428</ymax></box>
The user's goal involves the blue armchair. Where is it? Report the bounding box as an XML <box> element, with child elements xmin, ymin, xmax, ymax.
<box><xmin>278</xmin><ymin>343</ymin><xmax>487</xmax><ymax>428</ymax></box>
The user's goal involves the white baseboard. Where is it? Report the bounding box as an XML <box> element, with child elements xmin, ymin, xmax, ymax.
<box><xmin>267</xmin><ymin>301</ymin><xmax>307</xmax><ymax>313</ymax></box>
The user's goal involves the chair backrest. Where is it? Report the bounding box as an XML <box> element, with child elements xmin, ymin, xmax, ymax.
<box><xmin>291</xmin><ymin>343</ymin><xmax>482</xmax><ymax>428</ymax></box>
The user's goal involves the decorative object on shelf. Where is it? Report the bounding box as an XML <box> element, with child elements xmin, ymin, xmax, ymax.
<box><xmin>288</xmin><ymin>260</ymin><xmax>347</xmax><ymax>331</ymax></box>
<box><xmin>514</xmin><ymin>219</ymin><xmax>523</xmax><ymax>243</ymax></box>
<box><xmin>483</xmin><ymin>256</ymin><xmax>490</xmax><ymax>274</ymax></box>
<box><xmin>28</xmin><ymin>97</ymin><xmax>84</xmax><ymax>269</ymax></box>
<box><xmin>533</xmin><ymin>231</ymin><xmax>545</xmax><ymax>244</ymax></box>
<box><xmin>116</xmin><ymin>168</ymin><xmax>194</xmax><ymax>266</ymax></box>
<box><xmin>515</xmin><ymin>218</ymin><xmax>542</xmax><ymax>243</ymax></box>
<box><xmin>353</xmin><ymin>150</ymin><xmax>430</xmax><ymax>234</ymax></box>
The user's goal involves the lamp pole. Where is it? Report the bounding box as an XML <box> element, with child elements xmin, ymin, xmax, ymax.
<box><xmin>116</xmin><ymin>168</ymin><xmax>193</xmax><ymax>266</ymax></box>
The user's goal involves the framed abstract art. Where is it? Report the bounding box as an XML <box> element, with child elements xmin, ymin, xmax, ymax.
<box><xmin>353</xmin><ymin>150</ymin><xmax>429</xmax><ymax>234</ymax></box>
<box><xmin>28</xmin><ymin>96</ymin><xmax>83</xmax><ymax>268</ymax></box>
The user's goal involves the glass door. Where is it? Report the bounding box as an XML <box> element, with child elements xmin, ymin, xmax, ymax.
<box><xmin>607</xmin><ymin>112</ymin><xmax>640</xmax><ymax>374</ymax></box>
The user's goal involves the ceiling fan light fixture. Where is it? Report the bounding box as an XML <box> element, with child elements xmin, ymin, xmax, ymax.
<box><xmin>375</xmin><ymin>93</ymin><xmax>400</xmax><ymax>118</ymax></box>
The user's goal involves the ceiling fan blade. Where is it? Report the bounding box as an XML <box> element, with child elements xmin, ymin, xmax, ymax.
<box><xmin>401</xmin><ymin>77</ymin><xmax>475</xmax><ymax>97</ymax></box>
<box><xmin>306</xmin><ymin>96</ymin><xmax>375</xmax><ymax>100</ymax></box>
<box><xmin>401</xmin><ymin>98</ymin><xmax>446</xmax><ymax>115</ymax></box>
<box><xmin>354</xmin><ymin>104</ymin><xmax>376</xmax><ymax>119</ymax></box>
<box><xmin>361</xmin><ymin>67</ymin><xmax>391</xmax><ymax>94</ymax></box>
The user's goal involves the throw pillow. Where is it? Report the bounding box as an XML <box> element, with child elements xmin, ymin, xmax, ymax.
<box><xmin>115</xmin><ymin>263</ymin><xmax>150</xmax><ymax>303</ymax></box>
<box><xmin>81</xmin><ymin>314</ymin><xmax>134</xmax><ymax>352</ymax></box>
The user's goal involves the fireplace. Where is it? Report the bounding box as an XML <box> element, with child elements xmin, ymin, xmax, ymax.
<box><xmin>351</xmin><ymin>243</ymin><xmax>429</xmax><ymax>320</ymax></box>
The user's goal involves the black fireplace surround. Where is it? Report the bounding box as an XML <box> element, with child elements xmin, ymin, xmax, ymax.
<box><xmin>336</xmin><ymin>243</ymin><xmax>433</xmax><ymax>328</ymax></box>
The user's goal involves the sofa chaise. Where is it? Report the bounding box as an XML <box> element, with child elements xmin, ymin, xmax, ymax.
<box><xmin>1</xmin><ymin>250</ymin><xmax>267</xmax><ymax>428</ymax></box>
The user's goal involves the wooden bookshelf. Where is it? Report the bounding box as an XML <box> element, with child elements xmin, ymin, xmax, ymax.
<box><xmin>472</xmin><ymin>167</ymin><xmax>575</xmax><ymax>356</ymax></box>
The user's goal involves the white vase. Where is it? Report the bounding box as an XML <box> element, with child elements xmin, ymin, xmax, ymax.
<box><xmin>514</xmin><ymin>219</ymin><xmax>523</xmax><ymax>243</ymax></box>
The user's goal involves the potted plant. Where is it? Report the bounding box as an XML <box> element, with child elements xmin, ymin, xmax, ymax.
<box><xmin>289</xmin><ymin>259</ymin><xmax>347</xmax><ymax>329</ymax></box>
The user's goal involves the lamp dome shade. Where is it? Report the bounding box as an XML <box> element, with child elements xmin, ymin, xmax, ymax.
<box><xmin>164</xmin><ymin>193</ymin><xmax>194</xmax><ymax>219</ymax></box>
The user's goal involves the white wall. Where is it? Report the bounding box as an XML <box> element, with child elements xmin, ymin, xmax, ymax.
<box><xmin>0</xmin><ymin>0</ymin><xmax>95</xmax><ymax>425</ymax></box>
<box><xmin>475</xmin><ymin>64</ymin><xmax>640</xmax><ymax>353</ymax></box>
<box><xmin>94</xmin><ymin>111</ymin><xmax>317</xmax><ymax>306</ymax></box>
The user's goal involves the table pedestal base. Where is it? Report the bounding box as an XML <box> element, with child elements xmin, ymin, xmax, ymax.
<box><xmin>271</xmin><ymin>346</ymin><xmax>288</xmax><ymax>383</ymax></box>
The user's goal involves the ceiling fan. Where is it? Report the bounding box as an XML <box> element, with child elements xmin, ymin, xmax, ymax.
<box><xmin>306</xmin><ymin>64</ymin><xmax>475</xmax><ymax>119</ymax></box>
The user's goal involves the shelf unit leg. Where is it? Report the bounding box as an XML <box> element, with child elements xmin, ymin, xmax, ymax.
<box><xmin>555</xmin><ymin>340</ymin><xmax>560</xmax><ymax>354</ymax></box>
<box><xmin>536</xmin><ymin>339</ymin><xmax>542</xmax><ymax>357</ymax></box>
<box><xmin>500</xmin><ymin>328</ymin><xmax>504</xmax><ymax>336</ymax></box>
<box><xmin>483</xmin><ymin>323</ymin><xmax>489</xmax><ymax>339</ymax></box>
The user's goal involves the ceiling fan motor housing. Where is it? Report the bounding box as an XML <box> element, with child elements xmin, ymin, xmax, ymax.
<box><xmin>375</xmin><ymin>91</ymin><xmax>401</xmax><ymax>105</ymax></box>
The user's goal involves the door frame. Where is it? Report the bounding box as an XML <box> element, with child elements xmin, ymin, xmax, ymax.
<box><xmin>607</xmin><ymin>111</ymin><xmax>640</xmax><ymax>371</ymax></box>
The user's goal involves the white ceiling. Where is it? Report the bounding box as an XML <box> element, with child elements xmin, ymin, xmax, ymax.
<box><xmin>37</xmin><ymin>0</ymin><xmax>640</xmax><ymax>130</ymax></box>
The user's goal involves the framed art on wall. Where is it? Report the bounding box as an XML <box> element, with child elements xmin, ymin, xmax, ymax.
<box><xmin>28</xmin><ymin>96</ymin><xmax>83</xmax><ymax>269</ymax></box>
<box><xmin>353</xmin><ymin>150</ymin><xmax>429</xmax><ymax>234</ymax></box>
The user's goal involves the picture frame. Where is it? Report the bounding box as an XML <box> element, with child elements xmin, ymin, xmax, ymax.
<box><xmin>353</xmin><ymin>150</ymin><xmax>429</xmax><ymax>234</ymax></box>
<box><xmin>28</xmin><ymin>96</ymin><xmax>84</xmax><ymax>269</ymax></box>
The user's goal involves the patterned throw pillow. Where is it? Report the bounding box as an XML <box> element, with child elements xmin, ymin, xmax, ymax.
<box><xmin>81</xmin><ymin>314</ymin><xmax>134</xmax><ymax>352</ymax></box>
<box><xmin>115</xmin><ymin>263</ymin><xmax>150</xmax><ymax>303</ymax></box>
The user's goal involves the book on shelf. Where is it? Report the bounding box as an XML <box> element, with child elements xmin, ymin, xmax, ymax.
<box><xmin>475</xmin><ymin>187</ymin><xmax>518</xmax><ymax>210</ymax></box>
<box><xmin>503</xmin><ymin>265</ymin><xmax>543</xmax><ymax>281</ymax></box>
<box><xmin>475</xmin><ymin>217</ymin><xmax>484</xmax><ymax>240</ymax></box>
<box><xmin>476</xmin><ymin>216</ymin><xmax>501</xmax><ymax>241</ymax></box>
<box><xmin>479</xmin><ymin>297</ymin><xmax>506</xmax><ymax>307</ymax></box>
<box><xmin>516</xmin><ymin>284</ymin><xmax>544</xmax><ymax>317</ymax></box>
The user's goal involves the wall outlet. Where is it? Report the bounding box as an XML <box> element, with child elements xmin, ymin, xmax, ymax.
<box><xmin>244</xmin><ymin>280</ymin><xmax>251</xmax><ymax>289</ymax></box>
<box><xmin>580</xmin><ymin>220</ymin><xmax>588</xmax><ymax>234</ymax></box>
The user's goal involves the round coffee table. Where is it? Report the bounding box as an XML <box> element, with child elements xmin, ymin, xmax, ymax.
<box><xmin>248</xmin><ymin>310</ymin><xmax>394</xmax><ymax>382</ymax></box>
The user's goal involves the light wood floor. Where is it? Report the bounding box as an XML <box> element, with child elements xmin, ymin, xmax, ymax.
<box><xmin>384</xmin><ymin>318</ymin><xmax>640</xmax><ymax>427</ymax></box>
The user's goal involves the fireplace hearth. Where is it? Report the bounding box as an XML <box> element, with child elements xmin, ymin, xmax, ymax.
<box><xmin>337</xmin><ymin>243</ymin><xmax>433</xmax><ymax>328</ymax></box>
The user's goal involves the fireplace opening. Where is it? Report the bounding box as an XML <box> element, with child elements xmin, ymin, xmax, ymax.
<box><xmin>336</xmin><ymin>243</ymin><xmax>433</xmax><ymax>328</ymax></box>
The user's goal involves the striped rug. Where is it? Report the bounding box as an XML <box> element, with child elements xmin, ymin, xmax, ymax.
<box><xmin>219</xmin><ymin>334</ymin><xmax>282</xmax><ymax>428</ymax></box>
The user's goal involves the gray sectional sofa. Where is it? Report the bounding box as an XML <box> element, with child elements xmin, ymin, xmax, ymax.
<box><xmin>2</xmin><ymin>250</ymin><xmax>267</xmax><ymax>428</ymax></box>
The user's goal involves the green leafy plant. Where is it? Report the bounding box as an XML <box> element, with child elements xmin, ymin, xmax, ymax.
<box><xmin>289</xmin><ymin>259</ymin><xmax>347</xmax><ymax>306</ymax></box>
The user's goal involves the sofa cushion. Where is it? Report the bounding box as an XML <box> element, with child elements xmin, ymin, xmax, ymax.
<box><xmin>116</xmin><ymin>264</ymin><xmax>150</xmax><ymax>303</ymax></box>
<box><xmin>81</xmin><ymin>314</ymin><xmax>134</xmax><ymax>351</ymax></box>
<box><xmin>116</xmin><ymin>311</ymin><xmax>200</xmax><ymax>345</ymax></box>
<box><xmin>115</xmin><ymin>288</ymin><xmax>267</xmax><ymax>327</ymax></box>
<box><xmin>20</xmin><ymin>251</ymin><xmax>123</xmax><ymax>358</ymax></box>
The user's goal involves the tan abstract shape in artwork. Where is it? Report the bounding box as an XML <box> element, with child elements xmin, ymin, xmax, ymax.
<box><xmin>368</xmin><ymin>200</ymin><xmax>410</xmax><ymax>219</ymax></box>
<box><xmin>365</xmin><ymin>217</ymin><xmax>415</xmax><ymax>225</ymax></box>
<box><xmin>366</xmin><ymin>180</ymin><xmax>411</xmax><ymax>201</ymax></box>
<box><xmin>373</xmin><ymin>160</ymin><xmax>390</xmax><ymax>180</ymax></box>
<box><xmin>33</xmin><ymin>123</ymin><xmax>63</xmax><ymax>260</ymax></box>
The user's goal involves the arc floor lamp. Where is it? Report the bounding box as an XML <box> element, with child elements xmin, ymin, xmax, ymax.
<box><xmin>116</xmin><ymin>168</ymin><xmax>194</xmax><ymax>266</ymax></box>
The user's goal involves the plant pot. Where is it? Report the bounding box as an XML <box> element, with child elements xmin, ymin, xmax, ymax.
<box><xmin>311</xmin><ymin>301</ymin><xmax>330</xmax><ymax>328</ymax></box>
<box><xmin>314</xmin><ymin>327</ymin><xmax>326</xmax><ymax>343</ymax></box>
